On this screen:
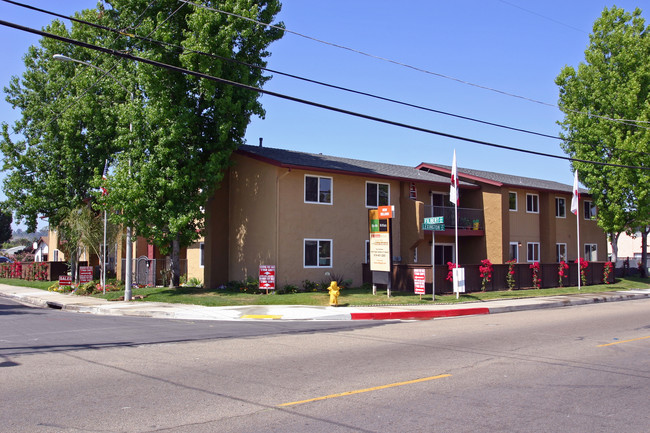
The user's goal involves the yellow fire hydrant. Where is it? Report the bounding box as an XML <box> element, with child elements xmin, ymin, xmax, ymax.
<box><xmin>327</xmin><ymin>281</ymin><xmax>340</xmax><ymax>306</ymax></box>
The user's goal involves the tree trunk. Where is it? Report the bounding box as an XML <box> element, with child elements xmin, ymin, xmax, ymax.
<box><xmin>609</xmin><ymin>232</ymin><xmax>620</xmax><ymax>265</ymax></box>
<box><xmin>169</xmin><ymin>236</ymin><xmax>181</xmax><ymax>288</ymax></box>
<box><xmin>641</xmin><ymin>226</ymin><xmax>649</xmax><ymax>278</ymax></box>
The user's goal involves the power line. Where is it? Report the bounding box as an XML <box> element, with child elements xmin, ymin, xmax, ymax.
<box><xmin>180</xmin><ymin>0</ymin><xmax>650</xmax><ymax>127</ymax></box>
<box><xmin>0</xmin><ymin>19</ymin><xmax>647</xmax><ymax>172</ymax></box>
<box><xmin>8</xmin><ymin>0</ymin><xmax>650</xmax><ymax>160</ymax></box>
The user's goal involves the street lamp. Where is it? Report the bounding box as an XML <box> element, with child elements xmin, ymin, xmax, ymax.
<box><xmin>53</xmin><ymin>54</ymin><xmax>134</xmax><ymax>302</ymax></box>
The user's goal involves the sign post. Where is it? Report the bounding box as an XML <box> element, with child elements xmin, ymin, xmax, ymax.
<box><xmin>259</xmin><ymin>265</ymin><xmax>276</xmax><ymax>294</ymax></box>
<box><xmin>424</xmin><ymin>216</ymin><xmax>445</xmax><ymax>301</ymax></box>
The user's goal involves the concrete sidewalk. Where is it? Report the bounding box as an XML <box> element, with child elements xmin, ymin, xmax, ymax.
<box><xmin>1</xmin><ymin>283</ymin><xmax>648</xmax><ymax>321</ymax></box>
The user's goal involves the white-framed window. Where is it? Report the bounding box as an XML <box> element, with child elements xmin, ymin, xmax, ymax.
<box><xmin>200</xmin><ymin>242</ymin><xmax>204</xmax><ymax>268</ymax></box>
<box><xmin>53</xmin><ymin>250</ymin><xmax>59</xmax><ymax>262</ymax></box>
<box><xmin>583</xmin><ymin>201</ymin><xmax>597</xmax><ymax>220</ymax></box>
<box><xmin>509</xmin><ymin>242</ymin><xmax>519</xmax><ymax>262</ymax></box>
<box><xmin>305</xmin><ymin>175</ymin><xmax>332</xmax><ymax>204</ymax></box>
<box><xmin>584</xmin><ymin>243</ymin><xmax>597</xmax><ymax>261</ymax></box>
<box><xmin>555</xmin><ymin>197</ymin><xmax>566</xmax><ymax>218</ymax></box>
<box><xmin>509</xmin><ymin>192</ymin><xmax>517</xmax><ymax>211</ymax></box>
<box><xmin>304</xmin><ymin>239</ymin><xmax>332</xmax><ymax>268</ymax></box>
<box><xmin>366</xmin><ymin>182</ymin><xmax>390</xmax><ymax>208</ymax></box>
<box><xmin>527</xmin><ymin>242</ymin><xmax>540</xmax><ymax>262</ymax></box>
<box><xmin>556</xmin><ymin>243</ymin><xmax>567</xmax><ymax>262</ymax></box>
<box><xmin>526</xmin><ymin>194</ymin><xmax>539</xmax><ymax>213</ymax></box>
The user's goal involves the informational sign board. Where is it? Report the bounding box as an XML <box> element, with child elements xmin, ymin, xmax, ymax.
<box><xmin>452</xmin><ymin>267</ymin><xmax>466</xmax><ymax>294</ymax></box>
<box><xmin>58</xmin><ymin>275</ymin><xmax>72</xmax><ymax>286</ymax></box>
<box><xmin>369</xmin><ymin>233</ymin><xmax>391</xmax><ymax>272</ymax></box>
<box><xmin>413</xmin><ymin>268</ymin><xmax>426</xmax><ymax>295</ymax></box>
<box><xmin>79</xmin><ymin>266</ymin><xmax>93</xmax><ymax>284</ymax></box>
<box><xmin>259</xmin><ymin>265</ymin><xmax>276</xmax><ymax>291</ymax></box>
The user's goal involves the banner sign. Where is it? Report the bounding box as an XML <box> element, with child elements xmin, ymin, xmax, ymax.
<box><xmin>259</xmin><ymin>265</ymin><xmax>276</xmax><ymax>291</ymax></box>
<box><xmin>79</xmin><ymin>266</ymin><xmax>93</xmax><ymax>284</ymax></box>
<box><xmin>414</xmin><ymin>268</ymin><xmax>426</xmax><ymax>294</ymax></box>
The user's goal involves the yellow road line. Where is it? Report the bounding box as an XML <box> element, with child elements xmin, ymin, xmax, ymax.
<box><xmin>278</xmin><ymin>374</ymin><xmax>451</xmax><ymax>407</ymax></box>
<box><xmin>597</xmin><ymin>335</ymin><xmax>650</xmax><ymax>347</ymax></box>
<box><xmin>241</xmin><ymin>314</ymin><xmax>282</xmax><ymax>319</ymax></box>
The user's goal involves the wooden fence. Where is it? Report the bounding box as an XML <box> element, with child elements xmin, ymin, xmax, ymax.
<box><xmin>364</xmin><ymin>262</ymin><xmax>615</xmax><ymax>294</ymax></box>
<box><xmin>0</xmin><ymin>261</ymin><xmax>70</xmax><ymax>282</ymax></box>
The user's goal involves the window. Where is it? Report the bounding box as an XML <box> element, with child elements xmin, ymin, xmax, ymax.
<box><xmin>509</xmin><ymin>242</ymin><xmax>519</xmax><ymax>262</ymax></box>
<box><xmin>509</xmin><ymin>192</ymin><xmax>517</xmax><ymax>211</ymax></box>
<box><xmin>584</xmin><ymin>244</ymin><xmax>597</xmax><ymax>261</ymax></box>
<box><xmin>413</xmin><ymin>247</ymin><xmax>418</xmax><ymax>264</ymax></box>
<box><xmin>200</xmin><ymin>242</ymin><xmax>205</xmax><ymax>268</ymax></box>
<box><xmin>555</xmin><ymin>197</ymin><xmax>566</xmax><ymax>218</ymax></box>
<box><xmin>304</xmin><ymin>239</ymin><xmax>332</xmax><ymax>268</ymax></box>
<box><xmin>583</xmin><ymin>201</ymin><xmax>597</xmax><ymax>220</ymax></box>
<box><xmin>527</xmin><ymin>242</ymin><xmax>540</xmax><ymax>262</ymax></box>
<box><xmin>53</xmin><ymin>250</ymin><xmax>59</xmax><ymax>262</ymax></box>
<box><xmin>431</xmin><ymin>193</ymin><xmax>452</xmax><ymax>208</ymax></box>
<box><xmin>556</xmin><ymin>243</ymin><xmax>567</xmax><ymax>262</ymax></box>
<box><xmin>366</xmin><ymin>182</ymin><xmax>390</xmax><ymax>207</ymax></box>
<box><xmin>305</xmin><ymin>175</ymin><xmax>332</xmax><ymax>204</ymax></box>
<box><xmin>433</xmin><ymin>244</ymin><xmax>454</xmax><ymax>265</ymax></box>
<box><xmin>526</xmin><ymin>194</ymin><xmax>539</xmax><ymax>213</ymax></box>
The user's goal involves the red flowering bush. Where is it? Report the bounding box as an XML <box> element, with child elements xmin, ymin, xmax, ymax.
<box><xmin>506</xmin><ymin>259</ymin><xmax>516</xmax><ymax>290</ymax></box>
<box><xmin>529</xmin><ymin>261</ymin><xmax>541</xmax><ymax>289</ymax></box>
<box><xmin>446</xmin><ymin>262</ymin><xmax>459</xmax><ymax>282</ymax></box>
<box><xmin>10</xmin><ymin>262</ymin><xmax>22</xmax><ymax>279</ymax></box>
<box><xmin>603</xmin><ymin>262</ymin><xmax>613</xmax><ymax>284</ymax></box>
<box><xmin>558</xmin><ymin>261</ymin><xmax>569</xmax><ymax>287</ymax></box>
<box><xmin>575</xmin><ymin>258</ymin><xmax>588</xmax><ymax>286</ymax></box>
<box><xmin>479</xmin><ymin>259</ymin><xmax>493</xmax><ymax>291</ymax></box>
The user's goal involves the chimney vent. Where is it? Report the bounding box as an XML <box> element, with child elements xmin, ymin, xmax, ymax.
<box><xmin>259</xmin><ymin>137</ymin><xmax>263</xmax><ymax>147</ymax></box>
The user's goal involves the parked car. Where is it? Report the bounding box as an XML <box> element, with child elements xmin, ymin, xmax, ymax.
<box><xmin>0</xmin><ymin>256</ymin><xmax>12</xmax><ymax>263</ymax></box>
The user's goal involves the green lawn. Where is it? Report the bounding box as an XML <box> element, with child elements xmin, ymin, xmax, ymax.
<box><xmin>1</xmin><ymin>277</ymin><xmax>648</xmax><ymax>307</ymax></box>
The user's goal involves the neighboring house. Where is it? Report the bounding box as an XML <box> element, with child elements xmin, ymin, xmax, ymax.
<box><xmin>201</xmin><ymin>145</ymin><xmax>607</xmax><ymax>289</ymax></box>
<box><xmin>416</xmin><ymin>163</ymin><xmax>607</xmax><ymax>266</ymax></box>
<box><xmin>34</xmin><ymin>237</ymin><xmax>49</xmax><ymax>262</ymax></box>
<box><xmin>608</xmin><ymin>231</ymin><xmax>650</xmax><ymax>269</ymax></box>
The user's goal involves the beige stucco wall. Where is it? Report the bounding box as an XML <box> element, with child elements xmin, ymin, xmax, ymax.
<box><xmin>186</xmin><ymin>239</ymin><xmax>204</xmax><ymax>283</ymax></box>
<box><xmin>481</xmin><ymin>185</ymin><xmax>505</xmax><ymax>263</ymax></box>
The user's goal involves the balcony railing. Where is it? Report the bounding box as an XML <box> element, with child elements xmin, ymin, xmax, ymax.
<box><xmin>424</xmin><ymin>205</ymin><xmax>484</xmax><ymax>230</ymax></box>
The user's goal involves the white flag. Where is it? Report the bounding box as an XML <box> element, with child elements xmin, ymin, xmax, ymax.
<box><xmin>570</xmin><ymin>170</ymin><xmax>580</xmax><ymax>215</ymax></box>
<box><xmin>449</xmin><ymin>150</ymin><xmax>458</xmax><ymax>205</ymax></box>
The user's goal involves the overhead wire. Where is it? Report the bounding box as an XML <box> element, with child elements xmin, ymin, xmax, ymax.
<box><xmin>180</xmin><ymin>0</ymin><xmax>650</xmax><ymax>127</ymax></box>
<box><xmin>0</xmin><ymin>18</ymin><xmax>647</xmax><ymax>172</ymax></box>
<box><xmin>5</xmin><ymin>0</ymin><xmax>649</xmax><ymax>163</ymax></box>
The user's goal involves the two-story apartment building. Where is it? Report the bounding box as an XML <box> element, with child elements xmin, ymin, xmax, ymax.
<box><xmin>201</xmin><ymin>145</ymin><xmax>607</xmax><ymax>289</ymax></box>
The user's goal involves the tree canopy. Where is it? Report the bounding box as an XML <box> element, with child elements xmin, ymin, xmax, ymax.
<box><xmin>1</xmin><ymin>0</ymin><xmax>284</xmax><ymax>284</ymax></box>
<box><xmin>0</xmin><ymin>209</ymin><xmax>12</xmax><ymax>245</ymax></box>
<box><xmin>555</xmin><ymin>6</ymin><xmax>650</xmax><ymax>264</ymax></box>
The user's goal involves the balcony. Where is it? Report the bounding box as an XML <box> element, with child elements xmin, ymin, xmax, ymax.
<box><xmin>424</xmin><ymin>205</ymin><xmax>484</xmax><ymax>235</ymax></box>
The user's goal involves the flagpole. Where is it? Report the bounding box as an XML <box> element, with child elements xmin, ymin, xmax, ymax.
<box><xmin>102</xmin><ymin>159</ymin><xmax>108</xmax><ymax>295</ymax></box>
<box><xmin>450</xmin><ymin>150</ymin><xmax>460</xmax><ymax>299</ymax></box>
<box><xmin>571</xmin><ymin>170</ymin><xmax>581</xmax><ymax>291</ymax></box>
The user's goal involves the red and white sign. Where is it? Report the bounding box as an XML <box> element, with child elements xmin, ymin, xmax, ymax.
<box><xmin>378</xmin><ymin>205</ymin><xmax>393</xmax><ymax>219</ymax></box>
<box><xmin>59</xmin><ymin>275</ymin><xmax>72</xmax><ymax>286</ymax></box>
<box><xmin>413</xmin><ymin>268</ymin><xmax>426</xmax><ymax>295</ymax></box>
<box><xmin>259</xmin><ymin>265</ymin><xmax>276</xmax><ymax>291</ymax></box>
<box><xmin>79</xmin><ymin>266</ymin><xmax>93</xmax><ymax>284</ymax></box>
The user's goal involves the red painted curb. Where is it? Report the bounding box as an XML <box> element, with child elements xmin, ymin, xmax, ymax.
<box><xmin>350</xmin><ymin>307</ymin><xmax>490</xmax><ymax>320</ymax></box>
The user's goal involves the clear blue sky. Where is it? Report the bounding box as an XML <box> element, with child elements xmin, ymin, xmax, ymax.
<box><xmin>0</xmin><ymin>0</ymin><xmax>647</xmax><ymax>229</ymax></box>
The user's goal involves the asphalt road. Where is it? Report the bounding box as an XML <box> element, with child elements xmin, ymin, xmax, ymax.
<box><xmin>1</xmin><ymin>297</ymin><xmax>648</xmax><ymax>432</ymax></box>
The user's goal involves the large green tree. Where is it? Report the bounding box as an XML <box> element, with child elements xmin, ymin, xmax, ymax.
<box><xmin>2</xmin><ymin>0</ymin><xmax>284</xmax><ymax>286</ymax></box>
<box><xmin>555</xmin><ymin>6</ymin><xmax>650</xmax><ymax>267</ymax></box>
<box><xmin>0</xmin><ymin>209</ymin><xmax>12</xmax><ymax>246</ymax></box>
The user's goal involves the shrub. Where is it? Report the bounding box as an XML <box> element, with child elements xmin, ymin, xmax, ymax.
<box><xmin>575</xmin><ymin>258</ymin><xmax>588</xmax><ymax>286</ymax></box>
<box><xmin>558</xmin><ymin>261</ymin><xmax>569</xmax><ymax>287</ymax></box>
<box><xmin>603</xmin><ymin>262</ymin><xmax>613</xmax><ymax>284</ymax></box>
<box><xmin>506</xmin><ymin>260</ymin><xmax>516</xmax><ymax>290</ymax></box>
<box><xmin>302</xmin><ymin>279</ymin><xmax>319</xmax><ymax>292</ymax></box>
<box><xmin>529</xmin><ymin>262</ymin><xmax>541</xmax><ymax>289</ymax></box>
<box><xmin>479</xmin><ymin>259</ymin><xmax>493</xmax><ymax>291</ymax></box>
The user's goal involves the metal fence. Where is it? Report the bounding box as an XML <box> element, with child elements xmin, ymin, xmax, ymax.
<box><xmin>122</xmin><ymin>257</ymin><xmax>188</xmax><ymax>287</ymax></box>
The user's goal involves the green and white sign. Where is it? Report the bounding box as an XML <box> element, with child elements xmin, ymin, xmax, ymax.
<box><xmin>424</xmin><ymin>216</ymin><xmax>444</xmax><ymax>225</ymax></box>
